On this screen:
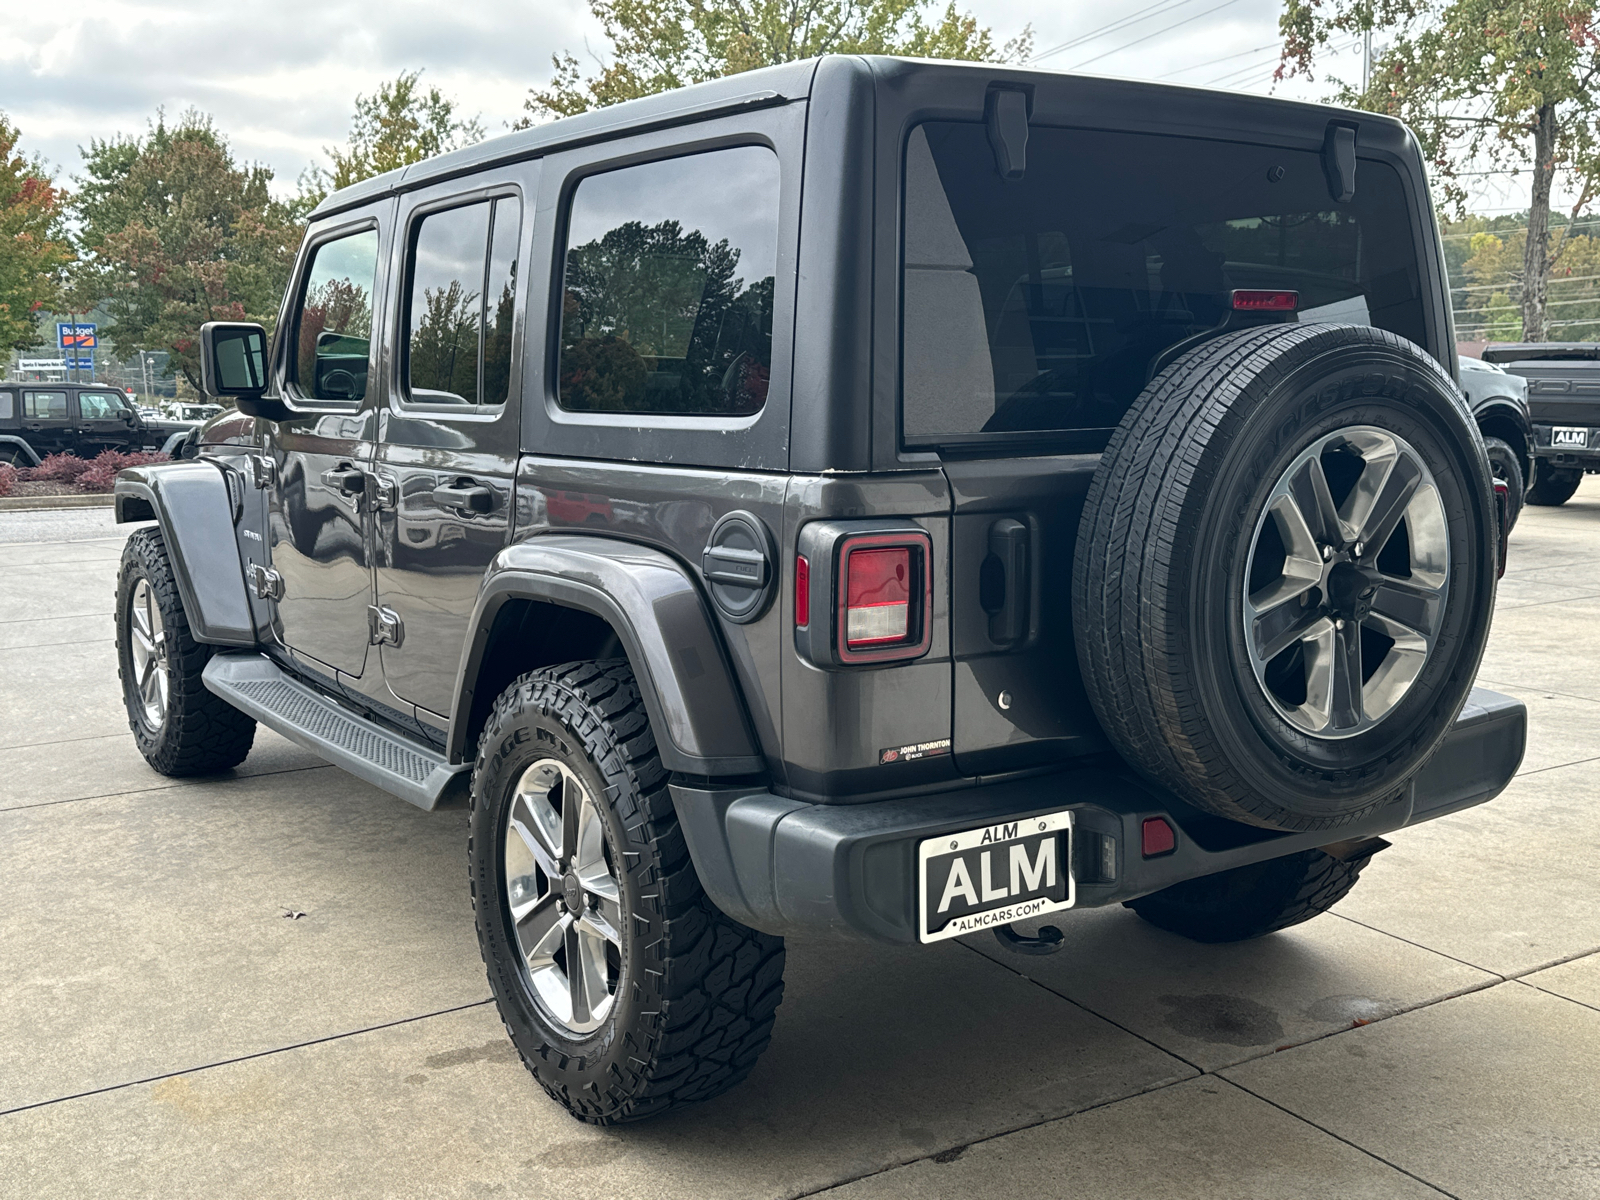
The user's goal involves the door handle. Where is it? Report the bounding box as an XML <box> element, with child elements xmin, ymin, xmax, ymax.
<box><xmin>431</xmin><ymin>480</ymin><xmax>494</xmax><ymax>514</ymax></box>
<box><xmin>319</xmin><ymin>464</ymin><xmax>366</xmax><ymax>495</ymax></box>
<box><xmin>981</xmin><ymin>518</ymin><xmax>1030</xmax><ymax>646</ymax></box>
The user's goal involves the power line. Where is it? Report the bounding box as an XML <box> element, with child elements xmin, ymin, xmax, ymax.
<box><xmin>1452</xmin><ymin>272</ymin><xmax>1600</xmax><ymax>294</ymax></box>
<box><xmin>1029</xmin><ymin>0</ymin><xmax>1198</xmax><ymax>64</ymax></box>
<box><xmin>1069</xmin><ymin>0</ymin><xmax>1250</xmax><ymax>72</ymax></box>
<box><xmin>1205</xmin><ymin>52</ymin><xmax>1285</xmax><ymax>86</ymax></box>
<box><xmin>1155</xmin><ymin>40</ymin><xmax>1279</xmax><ymax>79</ymax></box>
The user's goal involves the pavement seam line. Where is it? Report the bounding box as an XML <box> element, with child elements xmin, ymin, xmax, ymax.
<box><xmin>1516</xmin><ymin>976</ymin><xmax>1600</xmax><ymax>1016</ymax></box>
<box><xmin>0</xmin><ymin>762</ymin><xmax>336</xmax><ymax>814</ymax></box>
<box><xmin>0</xmin><ymin>730</ymin><xmax>152</xmax><ymax>752</ymax></box>
<box><xmin>0</xmin><ymin>613</ymin><xmax>114</xmax><ymax>626</ymax></box>
<box><xmin>1500</xmin><ymin>941</ymin><xmax>1600</xmax><ymax>981</ymax></box>
<box><xmin>0</xmin><ymin>999</ymin><xmax>496</xmax><ymax>1119</ymax></box>
<box><xmin>1328</xmin><ymin>911</ymin><xmax>1515</xmax><ymax>976</ymax></box>
<box><xmin>4</xmin><ymin>639</ymin><xmax>115</xmax><ymax>651</ymax></box>
<box><xmin>1218</xmin><ymin>1077</ymin><xmax>1464</xmax><ymax>1199</ymax></box>
<box><xmin>1475</xmin><ymin>676</ymin><xmax>1600</xmax><ymax>706</ymax></box>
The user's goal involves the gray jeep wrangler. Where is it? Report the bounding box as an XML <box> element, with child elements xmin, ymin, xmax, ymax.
<box><xmin>111</xmin><ymin>57</ymin><xmax>1526</xmax><ymax>1124</ymax></box>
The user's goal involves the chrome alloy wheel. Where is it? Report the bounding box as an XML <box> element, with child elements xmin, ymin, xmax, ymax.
<box><xmin>1243</xmin><ymin>426</ymin><xmax>1450</xmax><ymax>739</ymax></box>
<box><xmin>128</xmin><ymin>577</ymin><xmax>170</xmax><ymax>730</ymax></box>
<box><xmin>502</xmin><ymin>758</ymin><xmax>624</xmax><ymax>1036</ymax></box>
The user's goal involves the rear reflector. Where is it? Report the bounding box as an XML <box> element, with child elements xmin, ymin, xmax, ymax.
<box><xmin>846</xmin><ymin>547</ymin><xmax>911</xmax><ymax>646</ymax></box>
<box><xmin>795</xmin><ymin>555</ymin><xmax>810</xmax><ymax>626</ymax></box>
<box><xmin>1232</xmin><ymin>289</ymin><xmax>1300</xmax><ymax>312</ymax></box>
<box><xmin>1141</xmin><ymin>817</ymin><xmax>1176</xmax><ymax>858</ymax></box>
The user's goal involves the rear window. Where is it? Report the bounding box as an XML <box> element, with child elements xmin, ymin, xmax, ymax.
<box><xmin>0</xmin><ymin>391</ymin><xmax>12</xmax><ymax>421</ymax></box>
<box><xmin>902</xmin><ymin>123</ymin><xmax>1428</xmax><ymax>445</ymax></box>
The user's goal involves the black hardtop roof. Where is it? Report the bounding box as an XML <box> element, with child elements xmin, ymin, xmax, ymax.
<box><xmin>308</xmin><ymin>54</ymin><xmax>1414</xmax><ymax>220</ymax></box>
<box><xmin>1482</xmin><ymin>342</ymin><xmax>1600</xmax><ymax>364</ymax></box>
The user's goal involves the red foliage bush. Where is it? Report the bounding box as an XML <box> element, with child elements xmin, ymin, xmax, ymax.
<box><xmin>32</xmin><ymin>452</ymin><xmax>92</xmax><ymax>482</ymax></box>
<box><xmin>0</xmin><ymin>462</ymin><xmax>15</xmax><ymax>498</ymax></box>
<box><xmin>75</xmin><ymin>450</ymin><xmax>169</xmax><ymax>493</ymax></box>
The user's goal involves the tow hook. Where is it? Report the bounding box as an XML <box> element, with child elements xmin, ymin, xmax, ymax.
<box><xmin>993</xmin><ymin>923</ymin><xmax>1067</xmax><ymax>956</ymax></box>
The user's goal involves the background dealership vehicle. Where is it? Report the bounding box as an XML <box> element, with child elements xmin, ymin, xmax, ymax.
<box><xmin>111</xmin><ymin>57</ymin><xmax>1525</xmax><ymax>1126</ymax></box>
<box><xmin>1457</xmin><ymin>354</ymin><xmax>1532</xmax><ymax>530</ymax></box>
<box><xmin>0</xmin><ymin>382</ymin><xmax>194</xmax><ymax>464</ymax></box>
<box><xmin>1481</xmin><ymin>342</ymin><xmax>1600</xmax><ymax>506</ymax></box>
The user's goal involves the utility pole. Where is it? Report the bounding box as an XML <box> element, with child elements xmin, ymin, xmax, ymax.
<box><xmin>1362</xmin><ymin>27</ymin><xmax>1371</xmax><ymax>95</ymax></box>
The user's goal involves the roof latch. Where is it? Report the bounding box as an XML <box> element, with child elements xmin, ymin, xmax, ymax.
<box><xmin>1322</xmin><ymin>121</ymin><xmax>1358</xmax><ymax>203</ymax></box>
<box><xmin>986</xmin><ymin>88</ymin><xmax>1030</xmax><ymax>182</ymax></box>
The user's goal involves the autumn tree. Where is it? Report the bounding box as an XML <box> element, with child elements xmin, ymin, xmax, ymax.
<box><xmin>72</xmin><ymin>111</ymin><xmax>302</xmax><ymax>387</ymax></box>
<box><xmin>0</xmin><ymin>113</ymin><xmax>72</xmax><ymax>351</ymax></box>
<box><xmin>304</xmin><ymin>70</ymin><xmax>484</xmax><ymax>204</ymax></box>
<box><xmin>525</xmin><ymin>0</ymin><xmax>1032</xmax><ymax>120</ymax></box>
<box><xmin>1277</xmin><ymin>0</ymin><xmax>1600</xmax><ymax>341</ymax></box>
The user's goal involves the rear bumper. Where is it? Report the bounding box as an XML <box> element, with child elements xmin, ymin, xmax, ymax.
<box><xmin>1532</xmin><ymin>424</ymin><xmax>1600</xmax><ymax>467</ymax></box>
<box><xmin>673</xmin><ymin>687</ymin><xmax>1526</xmax><ymax>944</ymax></box>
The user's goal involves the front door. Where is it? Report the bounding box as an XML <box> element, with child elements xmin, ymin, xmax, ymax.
<box><xmin>74</xmin><ymin>388</ymin><xmax>140</xmax><ymax>455</ymax></box>
<box><xmin>372</xmin><ymin>183</ymin><xmax>529</xmax><ymax>725</ymax></box>
<box><xmin>20</xmin><ymin>390</ymin><xmax>73</xmax><ymax>457</ymax></box>
<box><xmin>262</xmin><ymin>214</ymin><xmax>389</xmax><ymax>679</ymax></box>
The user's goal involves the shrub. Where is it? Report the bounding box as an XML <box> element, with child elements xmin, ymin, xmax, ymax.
<box><xmin>75</xmin><ymin>450</ymin><xmax>169</xmax><ymax>493</ymax></box>
<box><xmin>0</xmin><ymin>462</ymin><xmax>14</xmax><ymax>498</ymax></box>
<box><xmin>32</xmin><ymin>452</ymin><xmax>91</xmax><ymax>482</ymax></box>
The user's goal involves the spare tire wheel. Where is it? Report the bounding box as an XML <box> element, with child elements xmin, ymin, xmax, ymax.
<box><xmin>1073</xmin><ymin>323</ymin><xmax>1497</xmax><ymax>832</ymax></box>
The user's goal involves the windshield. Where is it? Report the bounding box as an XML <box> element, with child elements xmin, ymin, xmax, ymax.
<box><xmin>902</xmin><ymin>122</ymin><xmax>1428</xmax><ymax>444</ymax></box>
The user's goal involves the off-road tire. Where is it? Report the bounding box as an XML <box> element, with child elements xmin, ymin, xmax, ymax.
<box><xmin>469</xmin><ymin>660</ymin><xmax>785</xmax><ymax>1125</ymax></box>
<box><xmin>1126</xmin><ymin>838</ymin><xmax>1388</xmax><ymax>942</ymax></box>
<box><xmin>115</xmin><ymin>526</ymin><xmax>256</xmax><ymax>775</ymax></box>
<box><xmin>1074</xmin><ymin>323</ymin><xmax>1498</xmax><ymax>832</ymax></box>
<box><xmin>1526</xmin><ymin>460</ymin><xmax>1583</xmax><ymax>507</ymax></box>
<box><xmin>0</xmin><ymin>445</ymin><xmax>28</xmax><ymax>467</ymax></box>
<box><xmin>1482</xmin><ymin>436</ymin><xmax>1524</xmax><ymax>533</ymax></box>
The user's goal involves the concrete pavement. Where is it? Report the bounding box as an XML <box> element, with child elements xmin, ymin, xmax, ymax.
<box><xmin>2</xmin><ymin>491</ymin><xmax>1598</xmax><ymax>1199</ymax></box>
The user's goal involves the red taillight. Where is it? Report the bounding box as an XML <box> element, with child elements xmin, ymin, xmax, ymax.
<box><xmin>1141</xmin><ymin>817</ymin><xmax>1176</xmax><ymax>858</ymax></box>
<box><xmin>1231</xmin><ymin>289</ymin><xmax>1299</xmax><ymax>312</ymax></box>
<box><xmin>795</xmin><ymin>555</ymin><xmax>810</xmax><ymax>626</ymax></box>
<box><xmin>845</xmin><ymin>548</ymin><xmax>911</xmax><ymax>646</ymax></box>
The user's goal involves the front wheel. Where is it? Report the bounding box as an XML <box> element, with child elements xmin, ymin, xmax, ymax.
<box><xmin>1482</xmin><ymin>436</ymin><xmax>1525</xmax><ymax>533</ymax></box>
<box><xmin>470</xmin><ymin>660</ymin><xmax>785</xmax><ymax>1124</ymax></box>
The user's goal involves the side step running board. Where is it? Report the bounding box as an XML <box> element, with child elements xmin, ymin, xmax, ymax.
<box><xmin>202</xmin><ymin>652</ymin><xmax>467</xmax><ymax>811</ymax></box>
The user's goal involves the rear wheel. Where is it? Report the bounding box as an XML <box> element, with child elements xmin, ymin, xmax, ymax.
<box><xmin>1126</xmin><ymin>839</ymin><xmax>1388</xmax><ymax>943</ymax></box>
<box><xmin>1074</xmin><ymin>323</ymin><xmax>1498</xmax><ymax>832</ymax></box>
<box><xmin>470</xmin><ymin>660</ymin><xmax>785</xmax><ymax>1124</ymax></box>
<box><xmin>1526</xmin><ymin>460</ymin><xmax>1583</xmax><ymax>506</ymax></box>
<box><xmin>1481</xmin><ymin>436</ymin><xmax>1524</xmax><ymax>533</ymax></box>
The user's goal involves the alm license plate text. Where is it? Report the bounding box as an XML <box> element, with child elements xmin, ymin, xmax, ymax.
<box><xmin>1553</xmin><ymin>427</ymin><xmax>1589</xmax><ymax>448</ymax></box>
<box><xmin>918</xmin><ymin>810</ymin><xmax>1074</xmax><ymax>943</ymax></box>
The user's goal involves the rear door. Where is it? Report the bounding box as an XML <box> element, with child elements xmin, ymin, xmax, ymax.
<box><xmin>20</xmin><ymin>390</ymin><xmax>73</xmax><ymax>457</ymax></box>
<box><xmin>369</xmin><ymin>170</ymin><xmax>533</xmax><ymax>731</ymax></box>
<box><xmin>898</xmin><ymin>114</ymin><xmax>1435</xmax><ymax>776</ymax></box>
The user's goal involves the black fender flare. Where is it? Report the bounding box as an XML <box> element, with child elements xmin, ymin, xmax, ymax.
<box><xmin>1471</xmin><ymin>396</ymin><xmax>1535</xmax><ymax>474</ymax></box>
<box><xmin>0</xmin><ymin>434</ymin><xmax>41</xmax><ymax>466</ymax></box>
<box><xmin>449</xmin><ymin>535</ymin><xmax>764</xmax><ymax>776</ymax></box>
<box><xmin>113</xmin><ymin>462</ymin><xmax>256</xmax><ymax>646</ymax></box>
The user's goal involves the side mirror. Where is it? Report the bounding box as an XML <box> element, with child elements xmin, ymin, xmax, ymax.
<box><xmin>199</xmin><ymin>321</ymin><xmax>292</xmax><ymax>421</ymax></box>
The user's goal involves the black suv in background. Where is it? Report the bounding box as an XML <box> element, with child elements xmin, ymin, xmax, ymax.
<box><xmin>1482</xmin><ymin>342</ymin><xmax>1600</xmax><ymax>506</ymax></box>
<box><xmin>112</xmin><ymin>57</ymin><xmax>1523</xmax><ymax>1126</ymax></box>
<box><xmin>0</xmin><ymin>382</ymin><xmax>192</xmax><ymax>464</ymax></box>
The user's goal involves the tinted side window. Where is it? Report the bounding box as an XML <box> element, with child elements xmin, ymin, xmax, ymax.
<box><xmin>558</xmin><ymin>146</ymin><xmax>779</xmax><ymax>417</ymax></box>
<box><xmin>24</xmin><ymin>391</ymin><xmax>67</xmax><ymax>419</ymax></box>
<box><xmin>292</xmin><ymin>228</ymin><xmax>379</xmax><ymax>404</ymax></box>
<box><xmin>79</xmin><ymin>391</ymin><xmax>130</xmax><ymax>419</ymax></box>
<box><xmin>404</xmin><ymin>196</ymin><xmax>521</xmax><ymax>407</ymax></box>
<box><xmin>0</xmin><ymin>391</ymin><xmax>13</xmax><ymax>420</ymax></box>
<box><xmin>902</xmin><ymin>123</ymin><xmax>1428</xmax><ymax>442</ymax></box>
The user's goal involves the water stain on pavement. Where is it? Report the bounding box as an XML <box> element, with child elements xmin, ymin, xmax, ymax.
<box><xmin>423</xmin><ymin>1039</ymin><xmax>520</xmax><ymax>1070</ymax></box>
<box><xmin>1157</xmin><ymin>993</ymin><xmax>1285</xmax><ymax>1046</ymax></box>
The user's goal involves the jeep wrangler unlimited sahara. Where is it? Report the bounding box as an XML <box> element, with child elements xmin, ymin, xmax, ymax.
<box><xmin>111</xmin><ymin>57</ymin><xmax>1525</xmax><ymax>1124</ymax></box>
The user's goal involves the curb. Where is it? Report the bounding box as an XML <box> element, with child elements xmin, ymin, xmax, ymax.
<box><xmin>0</xmin><ymin>494</ymin><xmax>116</xmax><ymax>512</ymax></box>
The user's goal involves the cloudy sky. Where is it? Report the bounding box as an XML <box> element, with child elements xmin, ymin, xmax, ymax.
<box><xmin>0</xmin><ymin>0</ymin><xmax>1527</xmax><ymax>213</ymax></box>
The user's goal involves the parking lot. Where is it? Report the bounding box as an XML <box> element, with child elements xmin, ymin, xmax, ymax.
<box><xmin>1</xmin><ymin>492</ymin><xmax>1598</xmax><ymax>1199</ymax></box>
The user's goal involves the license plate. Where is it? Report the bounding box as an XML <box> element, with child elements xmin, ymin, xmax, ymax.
<box><xmin>918</xmin><ymin>810</ymin><xmax>1074</xmax><ymax>943</ymax></box>
<box><xmin>1553</xmin><ymin>427</ymin><xmax>1589</xmax><ymax>448</ymax></box>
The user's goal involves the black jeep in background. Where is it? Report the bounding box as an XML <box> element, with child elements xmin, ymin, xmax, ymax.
<box><xmin>111</xmin><ymin>57</ymin><xmax>1524</xmax><ymax>1125</ymax></box>
<box><xmin>1482</xmin><ymin>342</ymin><xmax>1600</xmax><ymax>506</ymax></box>
<box><xmin>0</xmin><ymin>382</ymin><xmax>193</xmax><ymax>464</ymax></box>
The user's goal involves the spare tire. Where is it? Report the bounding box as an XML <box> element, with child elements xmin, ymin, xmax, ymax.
<box><xmin>1073</xmin><ymin>323</ymin><xmax>1497</xmax><ymax>832</ymax></box>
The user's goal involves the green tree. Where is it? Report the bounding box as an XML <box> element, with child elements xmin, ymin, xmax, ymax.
<box><xmin>525</xmin><ymin>0</ymin><xmax>1032</xmax><ymax>120</ymax></box>
<box><xmin>1277</xmin><ymin>0</ymin><xmax>1600</xmax><ymax>340</ymax></box>
<box><xmin>0</xmin><ymin>114</ymin><xmax>72</xmax><ymax>352</ymax></box>
<box><xmin>305</xmin><ymin>70</ymin><xmax>484</xmax><ymax>204</ymax></box>
<box><xmin>72</xmin><ymin>111</ymin><xmax>302</xmax><ymax>387</ymax></box>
